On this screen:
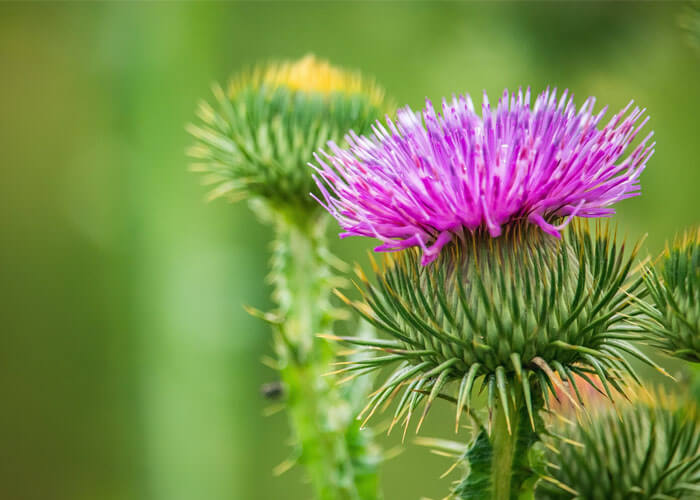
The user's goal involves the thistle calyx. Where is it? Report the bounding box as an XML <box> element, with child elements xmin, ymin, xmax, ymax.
<box><xmin>334</xmin><ymin>223</ymin><xmax>664</xmax><ymax>432</ymax></box>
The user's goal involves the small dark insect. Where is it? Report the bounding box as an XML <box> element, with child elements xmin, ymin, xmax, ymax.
<box><xmin>261</xmin><ymin>381</ymin><xmax>285</xmax><ymax>400</ymax></box>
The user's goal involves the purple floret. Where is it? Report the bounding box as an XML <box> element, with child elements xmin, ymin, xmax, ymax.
<box><xmin>312</xmin><ymin>88</ymin><xmax>654</xmax><ymax>264</ymax></box>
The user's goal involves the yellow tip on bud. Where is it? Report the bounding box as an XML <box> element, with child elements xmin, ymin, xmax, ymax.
<box><xmin>229</xmin><ymin>54</ymin><xmax>386</xmax><ymax>108</ymax></box>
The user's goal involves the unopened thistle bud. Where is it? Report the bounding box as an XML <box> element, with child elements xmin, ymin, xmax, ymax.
<box><xmin>314</xmin><ymin>88</ymin><xmax>660</xmax><ymax>431</ymax></box>
<box><xmin>537</xmin><ymin>391</ymin><xmax>700</xmax><ymax>499</ymax></box>
<box><xmin>638</xmin><ymin>228</ymin><xmax>700</xmax><ymax>362</ymax></box>
<box><xmin>188</xmin><ymin>54</ymin><xmax>389</xmax><ymax>211</ymax></box>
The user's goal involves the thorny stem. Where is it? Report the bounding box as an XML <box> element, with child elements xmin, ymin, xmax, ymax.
<box><xmin>267</xmin><ymin>206</ymin><xmax>381</xmax><ymax>500</ymax></box>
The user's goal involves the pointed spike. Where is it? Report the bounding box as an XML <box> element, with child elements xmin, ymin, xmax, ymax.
<box><xmin>243</xmin><ymin>304</ymin><xmax>282</xmax><ymax>324</ymax></box>
<box><xmin>606</xmin><ymin>340</ymin><xmax>675</xmax><ymax>381</ymax></box>
<box><xmin>532</xmin><ymin>356</ymin><xmax>579</xmax><ymax>409</ymax></box>
<box><xmin>317</xmin><ymin>333</ymin><xmax>403</xmax><ymax>349</ymax></box>
<box><xmin>487</xmin><ymin>377</ymin><xmax>496</xmax><ymax>433</ymax></box>
<box><xmin>543</xmin><ymin>442</ymin><xmax>561</xmax><ymax>455</ymax></box>
<box><xmin>522</xmin><ymin>370</ymin><xmax>536</xmax><ymax>431</ymax></box>
<box><xmin>539</xmin><ymin>475</ymin><xmax>580</xmax><ymax>496</ymax></box>
<box><xmin>358</xmin><ymin>391</ymin><xmax>385</xmax><ymax>425</ymax></box>
<box><xmin>381</xmin><ymin>382</ymin><xmax>406</xmax><ymax>413</ymax></box>
<box><xmin>417</xmin><ymin>369</ymin><xmax>451</xmax><ymax>433</ymax></box>
<box><xmin>549</xmin><ymin>340</ymin><xmax>617</xmax><ymax>361</ymax></box>
<box><xmin>570</xmin><ymin>366</ymin><xmax>607</xmax><ymax>398</ymax></box>
<box><xmin>549</xmin><ymin>432</ymin><xmax>585</xmax><ymax>448</ymax></box>
<box><xmin>560</xmin><ymin>366</ymin><xmax>585</xmax><ymax>408</ymax></box>
<box><xmin>495</xmin><ymin>366</ymin><xmax>512</xmax><ymax>434</ymax></box>
<box><xmin>510</xmin><ymin>353</ymin><xmax>523</xmax><ymax>381</ymax></box>
<box><xmin>389</xmin><ymin>380</ymin><xmax>419</xmax><ymax>435</ymax></box>
<box><xmin>402</xmin><ymin>378</ymin><xmax>426</xmax><ymax>443</ymax></box>
<box><xmin>582</xmin><ymin>354</ymin><xmax>617</xmax><ymax>407</ymax></box>
<box><xmin>455</xmin><ymin>373</ymin><xmax>470</xmax><ymax>434</ymax></box>
<box><xmin>272</xmin><ymin>455</ymin><xmax>298</xmax><ymax>477</ymax></box>
<box><xmin>455</xmin><ymin>363</ymin><xmax>480</xmax><ymax>433</ymax></box>
<box><xmin>439</xmin><ymin>458</ymin><xmax>462</xmax><ymax>479</ymax></box>
<box><xmin>537</xmin><ymin>371</ymin><xmax>554</xmax><ymax>411</ymax></box>
<box><xmin>423</xmin><ymin>358</ymin><xmax>460</xmax><ymax>379</ymax></box>
<box><xmin>332</xmin><ymin>288</ymin><xmax>353</xmax><ymax>306</ymax></box>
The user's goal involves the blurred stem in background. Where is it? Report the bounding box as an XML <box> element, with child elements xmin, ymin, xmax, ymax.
<box><xmin>260</xmin><ymin>205</ymin><xmax>381</xmax><ymax>499</ymax></box>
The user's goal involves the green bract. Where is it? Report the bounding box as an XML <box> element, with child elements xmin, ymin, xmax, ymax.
<box><xmin>187</xmin><ymin>55</ymin><xmax>388</xmax><ymax>210</ymax></box>
<box><xmin>537</xmin><ymin>394</ymin><xmax>700</xmax><ymax>499</ymax></box>
<box><xmin>638</xmin><ymin>228</ymin><xmax>700</xmax><ymax>363</ymax></box>
<box><xmin>332</xmin><ymin>222</ymin><xmax>664</xmax><ymax>433</ymax></box>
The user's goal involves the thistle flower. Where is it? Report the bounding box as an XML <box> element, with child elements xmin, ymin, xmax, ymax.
<box><xmin>317</xmin><ymin>89</ymin><xmax>659</xmax><ymax>433</ymax></box>
<box><xmin>638</xmin><ymin>228</ymin><xmax>700</xmax><ymax>362</ymax></box>
<box><xmin>313</xmin><ymin>88</ymin><xmax>654</xmax><ymax>264</ymax></box>
<box><xmin>188</xmin><ymin>54</ymin><xmax>388</xmax><ymax>210</ymax></box>
<box><xmin>537</xmin><ymin>391</ymin><xmax>700</xmax><ymax>499</ymax></box>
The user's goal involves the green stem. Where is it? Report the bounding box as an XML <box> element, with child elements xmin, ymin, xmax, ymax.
<box><xmin>491</xmin><ymin>403</ymin><xmax>517</xmax><ymax>500</ymax></box>
<box><xmin>455</xmin><ymin>382</ymin><xmax>543</xmax><ymax>500</ymax></box>
<box><xmin>268</xmin><ymin>208</ymin><xmax>381</xmax><ymax>500</ymax></box>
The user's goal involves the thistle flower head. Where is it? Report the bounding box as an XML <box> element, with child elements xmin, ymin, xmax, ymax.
<box><xmin>313</xmin><ymin>88</ymin><xmax>654</xmax><ymax>264</ymax></box>
<box><xmin>538</xmin><ymin>390</ymin><xmax>700</xmax><ymax>499</ymax></box>
<box><xmin>331</xmin><ymin>223</ymin><xmax>667</xmax><ymax>433</ymax></box>
<box><xmin>188</xmin><ymin>54</ymin><xmax>389</xmax><ymax>210</ymax></box>
<box><xmin>639</xmin><ymin>227</ymin><xmax>700</xmax><ymax>362</ymax></box>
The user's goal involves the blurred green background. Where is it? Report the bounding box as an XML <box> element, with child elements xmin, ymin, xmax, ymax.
<box><xmin>1</xmin><ymin>2</ymin><xmax>699</xmax><ymax>499</ymax></box>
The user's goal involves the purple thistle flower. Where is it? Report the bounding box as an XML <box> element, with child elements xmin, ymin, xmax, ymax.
<box><xmin>312</xmin><ymin>88</ymin><xmax>654</xmax><ymax>264</ymax></box>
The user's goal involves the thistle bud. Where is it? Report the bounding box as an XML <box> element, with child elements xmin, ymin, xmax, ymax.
<box><xmin>188</xmin><ymin>54</ymin><xmax>388</xmax><ymax>211</ymax></box>
<box><xmin>537</xmin><ymin>391</ymin><xmax>700</xmax><ymax>499</ymax></box>
<box><xmin>638</xmin><ymin>228</ymin><xmax>700</xmax><ymax>362</ymax></box>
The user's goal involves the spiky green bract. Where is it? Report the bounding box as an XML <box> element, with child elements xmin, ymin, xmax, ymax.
<box><xmin>265</xmin><ymin>208</ymin><xmax>382</xmax><ymax>500</ymax></box>
<box><xmin>537</xmin><ymin>394</ymin><xmax>700</xmax><ymax>499</ymax></box>
<box><xmin>335</xmin><ymin>222</ymin><xmax>660</xmax><ymax>434</ymax></box>
<box><xmin>187</xmin><ymin>56</ymin><xmax>387</xmax><ymax>210</ymax></box>
<box><xmin>638</xmin><ymin>228</ymin><xmax>700</xmax><ymax>363</ymax></box>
